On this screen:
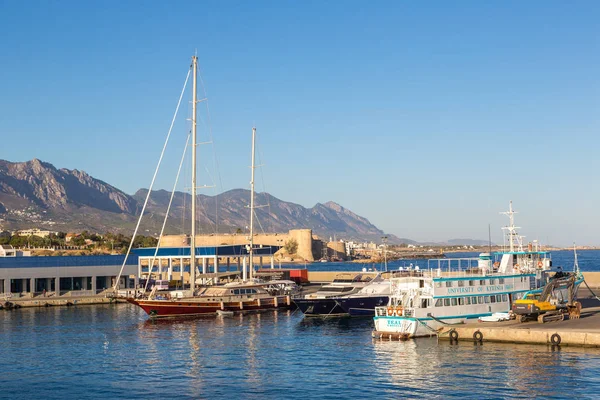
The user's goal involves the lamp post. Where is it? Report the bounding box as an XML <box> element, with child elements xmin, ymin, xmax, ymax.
<box><xmin>381</xmin><ymin>236</ymin><xmax>388</xmax><ymax>272</ymax></box>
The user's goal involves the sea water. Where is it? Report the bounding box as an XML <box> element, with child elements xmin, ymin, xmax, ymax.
<box><xmin>2</xmin><ymin>249</ymin><xmax>599</xmax><ymax>399</ymax></box>
<box><xmin>1</xmin><ymin>304</ymin><xmax>600</xmax><ymax>399</ymax></box>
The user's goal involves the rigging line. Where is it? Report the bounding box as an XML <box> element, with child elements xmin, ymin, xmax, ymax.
<box><xmin>144</xmin><ymin>133</ymin><xmax>191</xmax><ymax>293</ymax></box>
<box><xmin>197</xmin><ymin>62</ymin><xmax>223</xmax><ymax>235</ymax></box>
<box><xmin>256</xmin><ymin>140</ymin><xmax>274</xmax><ymax>234</ymax></box>
<box><xmin>113</xmin><ymin>67</ymin><xmax>192</xmax><ymax>291</ymax></box>
<box><xmin>253</xmin><ymin>208</ymin><xmax>266</xmax><ymax>235</ymax></box>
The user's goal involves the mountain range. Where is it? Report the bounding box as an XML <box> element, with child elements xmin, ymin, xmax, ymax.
<box><xmin>0</xmin><ymin>159</ymin><xmax>414</xmax><ymax>243</ymax></box>
<box><xmin>0</xmin><ymin>159</ymin><xmax>490</xmax><ymax>246</ymax></box>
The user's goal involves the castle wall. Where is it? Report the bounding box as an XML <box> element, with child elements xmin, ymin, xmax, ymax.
<box><xmin>159</xmin><ymin>229</ymin><xmax>316</xmax><ymax>262</ymax></box>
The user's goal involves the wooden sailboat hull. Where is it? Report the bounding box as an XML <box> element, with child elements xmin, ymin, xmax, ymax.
<box><xmin>126</xmin><ymin>296</ymin><xmax>294</xmax><ymax>318</ymax></box>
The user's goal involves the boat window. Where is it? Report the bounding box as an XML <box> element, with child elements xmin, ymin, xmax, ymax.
<box><xmin>478</xmin><ymin>297</ymin><xmax>484</xmax><ymax>304</ymax></box>
<box><xmin>445</xmin><ymin>281</ymin><xmax>453</xmax><ymax>288</ymax></box>
<box><xmin>489</xmin><ymin>279</ymin><xmax>495</xmax><ymax>285</ymax></box>
<box><xmin>469</xmin><ymin>280</ymin><xmax>475</xmax><ymax>287</ymax></box>
<box><xmin>490</xmin><ymin>296</ymin><xmax>496</xmax><ymax>303</ymax></box>
<box><xmin>342</xmin><ymin>287</ymin><xmax>354</xmax><ymax>293</ymax></box>
<box><xmin>443</xmin><ymin>298</ymin><xmax>450</xmax><ymax>307</ymax></box>
<box><xmin>458</xmin><ymin>298</ymin><xmax>465</xmax><ymax>306</ymax></box>
<box><xmin>496</xmin><ymin>295</ymin><xmax>502</xmax><ymax>302</ymax></box>
<box><xmin>421</xmin><ymin>299</ymin><xmax>429</xmax><ymax>308</ymax></box>
<box><xmin>458</xmin><ymin>280</ymin><xmax>465</xmax><ymax>287</ymax></box>
<box><xmin>484</xmin><ymin>296</ymin><xmax>490</xmax><ymax>304</ymax></box>
<box><xmin>480</xmin><ymin>280</ymin><xmax>486</xmax><ymax>285</ymax></box>
<box><xmin>435</xmin><ymin>282</ymin><xmax>442</xmax><ymax>288</ymax></box>
<box><xmin>499</xmin><ymin>278</ymin><xmax>505</xmax><ymax>284</ymax></box>
<box><xmin>451</xmin><ymin>298</ymin><xmax>458</xmax><ymax>306</ymax></box>
<box><xmin>233</xmin><ymin>289</ymin><xmax>240</xmax><ymax>295</ymax></box>
<box><xmin>502</xmin><ymin>294</ymin><xmax>508</xmax><ymax>302</ymax></box>
<box><xmin>435</xmin><ymin>299</ymin><xmax>443</xmax><ymax>307</ymax></box>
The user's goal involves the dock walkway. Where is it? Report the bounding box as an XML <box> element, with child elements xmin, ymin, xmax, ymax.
<box><xmin>439</xmin><ymin>294</ymin><xmax>600</xmax><ymax>347</ymax></box>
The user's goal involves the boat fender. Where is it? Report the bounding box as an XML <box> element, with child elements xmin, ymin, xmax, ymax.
<box><xmin>395</xmin><ymin>306</ymin><xmax>403</xmax><ymax>316</ymax></box>
<box><xmin>473</xmin><ymin>330</ymin><xmax>483</xmax><ymax>342</ymax></box>
<box><xmin>387</xmin><ymin>306</ymin><xmax>394</xmax><ymax>316</ymax></box>
<box><xmin>449</xmin><ymin>329</ymin><xmax>459</xmax><ymax>341</ymax></box>
<box><xmin>551</xmin><ymin>333</ymin><xmax>561</xmax><ymax>345</ymax></box>
<box><xmin>538</xmin><ymin>261</ymin><xmax>543</xmax><ymax>269</ymax></box>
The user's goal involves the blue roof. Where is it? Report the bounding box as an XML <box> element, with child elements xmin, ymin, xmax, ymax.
<box><xmin>0</xmin><ymin>255</ymin><xmax>138</xmax><ymax>269</ymax></box>
<box><xmin>132</xmin><ymin>245</ymin><xmax>280</xmax><ymax>258</ymax></box>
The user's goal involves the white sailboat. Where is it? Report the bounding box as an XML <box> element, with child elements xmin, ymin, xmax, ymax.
<box><xmin>123</xmin><ymin>56</ymin><xmax>296</xmax><ymax>318</ymax></box>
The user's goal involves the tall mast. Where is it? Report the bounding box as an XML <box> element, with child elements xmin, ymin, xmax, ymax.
<box><xmin>190</xmin><ymin>56</ymin><xmax>198</xmax><ymax>292</ymax></box>
<box><xmin>248</xmin><ymin>127</ymin><xmax>256</xmax><ymax>280</ymax></box>
<box><xmin>501</xmin><ymin>200</ymin><xmax>523</xmax><ymax>253</ymax></box>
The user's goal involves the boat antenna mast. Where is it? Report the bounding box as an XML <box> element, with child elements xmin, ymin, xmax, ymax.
<box><xmin>247</xmin><ymin>127</ymin><xmax>257</xmax><ymax>280</ymax></box>
<box><xmin>573</xmin><ymin>243</ymin><xmax>580</xmax><ymax>274</ymax></box>
<box><xmin>190</xmin><ymin>55</ymin><xmax>198</xmax><ymax>294</ymax></box>
<box><xmin>501</xmin><ymin>200</ymin><xmax>524</xmax><ymax>253</ymax></box>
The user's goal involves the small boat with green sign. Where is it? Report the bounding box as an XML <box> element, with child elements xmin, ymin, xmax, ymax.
<box><xmin>372</xmin><ymin>201</ymin><xmax>583</xmax><ymax>339</ymax></box>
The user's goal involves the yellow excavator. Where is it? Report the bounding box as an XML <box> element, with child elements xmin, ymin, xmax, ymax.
<box><xmin>512</xmin><ymin>275</ymin><xmax>581</xmax><ymax>323</ymax></box>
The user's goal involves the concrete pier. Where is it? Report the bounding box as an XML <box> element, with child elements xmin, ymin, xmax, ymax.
<box><xmin>439</xmin><ymin>293</ymin><xmax>600</xmax><ymax>348</ymax></box>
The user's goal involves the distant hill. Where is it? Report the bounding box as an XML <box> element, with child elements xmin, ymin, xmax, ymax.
<box><xmin>446</xmin><ymin>238</ymin><xmax>493</xmax><ymax>246</ymax></box>
<box><xmin>0</xmin><ymin>158</ymin><xmax>406</xmax><ymax>243</ymax></box>
<box><xmin>420</xmin><ymin>238</ymin><xmax>493</xmax><ymax>246</ymax></box>
<box><xmin>133</xmin><ymin>188</ymin><xmax>412</xmax><ymax>244</ymax></box>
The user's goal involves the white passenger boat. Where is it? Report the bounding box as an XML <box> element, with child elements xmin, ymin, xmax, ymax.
<box><xmin>372</xmin><ymin>201</ymin><xmax>583</xmax><ymax>339</ymax></box>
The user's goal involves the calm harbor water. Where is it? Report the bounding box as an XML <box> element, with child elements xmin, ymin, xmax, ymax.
<box><xmin>2</xmin><ymin>304</ymin><xmax>600</xmax><ymax>399</ymax></box>
<box><xmin>2</xmin><ymin>249</ymin><xmax>600</xmax><ymax>399</ymax></box>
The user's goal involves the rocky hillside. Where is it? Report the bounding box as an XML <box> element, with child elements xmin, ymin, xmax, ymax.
<box><xmin>0</xmin><ymin>159</ymin><xmax>403</xmax><ymax>243</ymax></box>
<box><xmin>133</xmin><ymin>188</ymin><xmax>407</xmax><ymax>243</ymax></box>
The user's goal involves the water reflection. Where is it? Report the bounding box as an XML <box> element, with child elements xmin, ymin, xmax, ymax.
<box><xmin>2</xmin><ymin>305</ymin><xmax>600</xmax><ymax>399</ymax></box>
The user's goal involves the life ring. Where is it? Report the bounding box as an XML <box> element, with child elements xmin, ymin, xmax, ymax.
<box><xmin>550</xmin><ymin>333</ymin><xmax>561</xmax><ymax>345</ymax></box>
<box><xmin>449</xmin><ymin>329</ymin><xmax>459</xmax><ymax>341</ymax></box>
<box><xmin>387</xmin><ymin>306</ymin><xmax>394</xmax><ymax>316</ymax></box>
<box><xmin>473</xmin><ymin>330</ymin><xmax>483</xmax><ymax>342</ymax></box>
<box><xmin>493</xmin><ymin>262</ymin><xmax>500</xmax><ymax>268</ymax></box>
<box><xmin>395</xmin><ymin>306</ymin><xmax>403</xmax><ymax>316</ymax></box>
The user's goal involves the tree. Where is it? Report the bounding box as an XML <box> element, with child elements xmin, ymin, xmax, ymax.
<box><xmin>284</xmin><ymin>238</ymin><xmax>298</xmax><ymax>255</ymax></box>
<box><xmin>71</xmin><ymin>236</ymin><xmax>86</xmax><ymax>247</ymax></box>
<box><xmin>9</xmin><ymin>235</ymin><xmax>27</xmax><ymax>248</ymax></box>
<box><xmin>0</xmin><ymin>231</ymin><xmax>11</xmax><ymax>245</ymax></box>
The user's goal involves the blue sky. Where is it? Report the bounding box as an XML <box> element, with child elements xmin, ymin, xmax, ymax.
<box><xmin>0</xmin><ymin>1</ymin><xmax>598</xmax><ymax>246</ymax></box>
